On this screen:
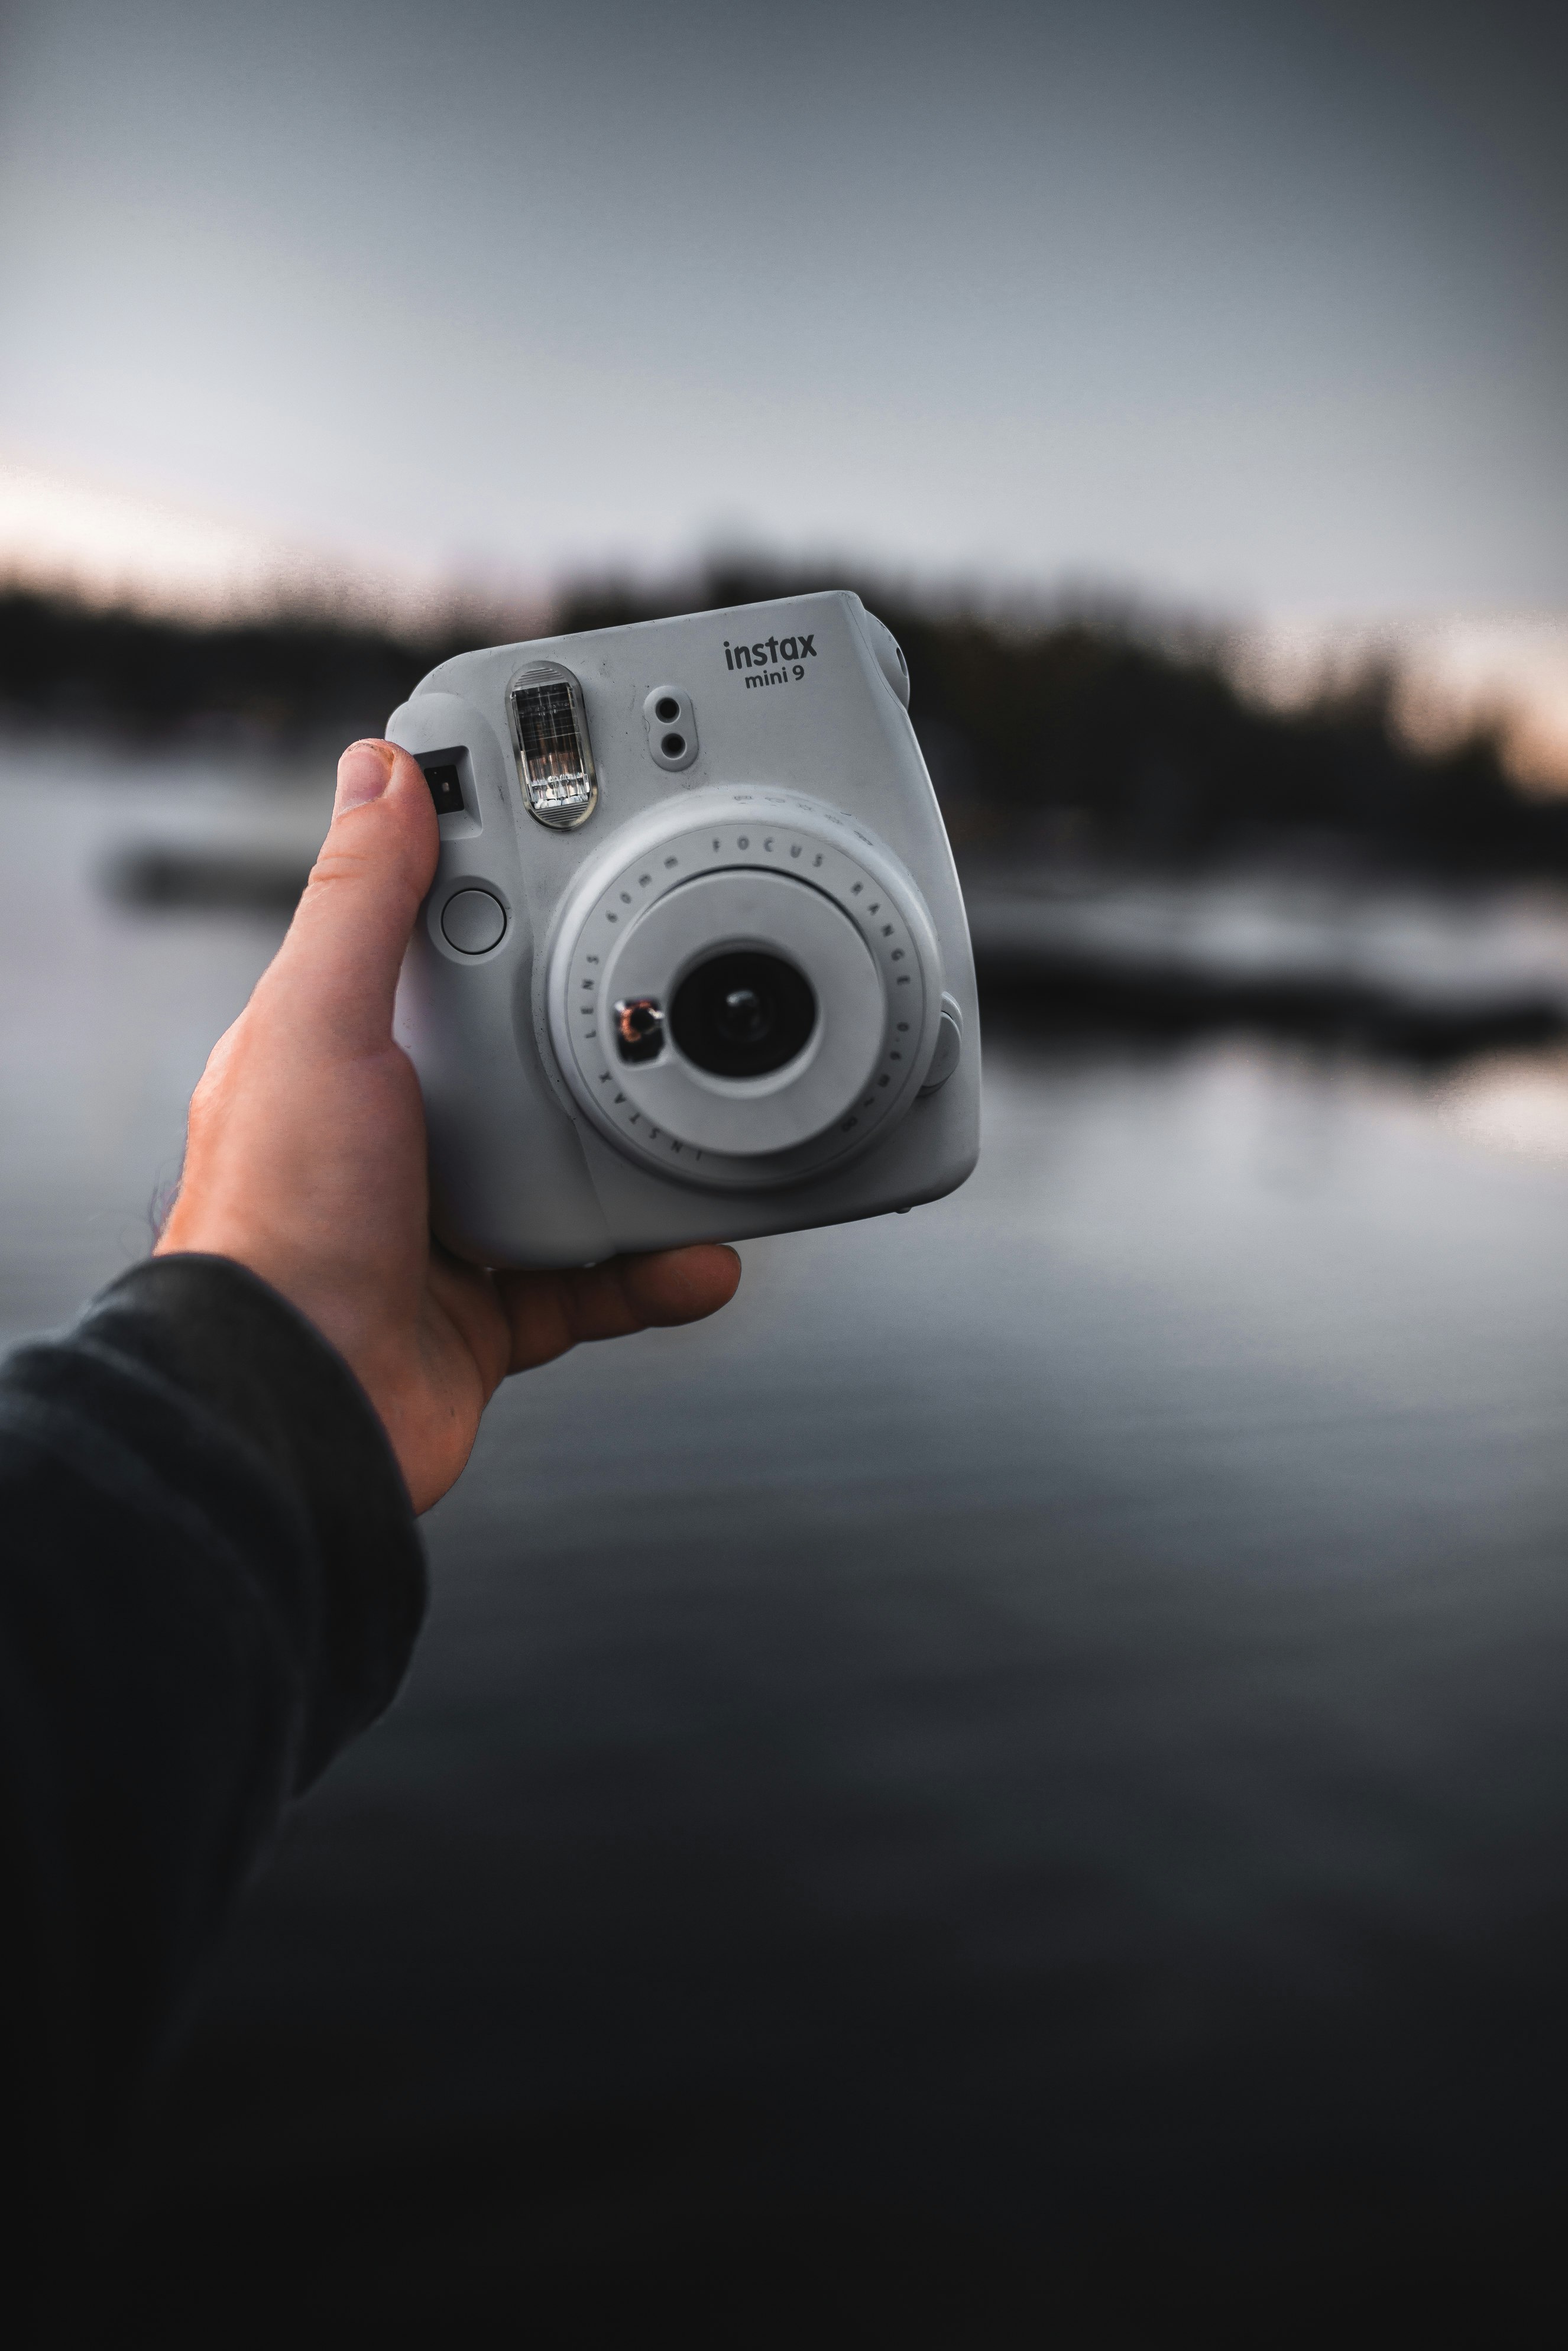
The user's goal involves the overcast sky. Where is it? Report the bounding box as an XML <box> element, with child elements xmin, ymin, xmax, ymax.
<box><xmin>1</xmin><ymin>0</ymin><xmax>1566</xmax><ymax>620</ymax></box>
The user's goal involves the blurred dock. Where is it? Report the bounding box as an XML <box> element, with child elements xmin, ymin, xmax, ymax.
<box><xmin>98</xmin><ymin>808</ymin><xmax>1568</xmax><ymax>1062</ymax></box>
<box><xmin>965</xmin><ymin>859</ymin><xmax>1568</xmax><ymax>1057</ymax></box>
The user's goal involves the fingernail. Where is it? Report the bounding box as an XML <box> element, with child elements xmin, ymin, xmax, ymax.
<box><xmin>335</xmin><ymin>740</ymin><xmax>394</xmax><ymax>814</ymax></box>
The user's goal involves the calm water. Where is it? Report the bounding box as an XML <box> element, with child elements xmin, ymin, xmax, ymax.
<box><xmin>9</xmin><ymin>744</ymin><xmax>1568</xmax><ymax>2341</ymax></box>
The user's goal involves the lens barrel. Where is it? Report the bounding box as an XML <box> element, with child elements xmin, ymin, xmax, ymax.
<box><xmin>670</xmin><ymin>950</ymin><xmax>817</xmax><ymax>1078</ymax></box>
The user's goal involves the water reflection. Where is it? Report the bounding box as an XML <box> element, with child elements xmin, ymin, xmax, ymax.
<box><xmin>0</xmin><ymin>741</ymin><xmax>320</xmax><ymax>1340</ymax></box>
<box><xmin>7</xmin><ymin>746</ymin><xmax>1568</xmax><ymax>2336</ymax></box>
<box><xmin>1439</xmin><ymin>1047</ymin><xmax>1568</xmax><ymax>1161</ymax></box>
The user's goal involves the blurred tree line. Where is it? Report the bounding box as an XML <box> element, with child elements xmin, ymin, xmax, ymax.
<box><xmin>2</xmin><ymin>564</ymin><xmax>1561</xmax><ymax>873</ymax></box>
<box><xmin>0</xmin><ymin>585</ymin><xmax>471</xmax><ymax>753</ymax></box>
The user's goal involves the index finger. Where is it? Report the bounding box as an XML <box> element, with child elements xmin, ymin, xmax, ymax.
<box><xmin>493</xmin><ymin>1244</ymin><xmax>741</xmax><ymax>1376</ymax></box>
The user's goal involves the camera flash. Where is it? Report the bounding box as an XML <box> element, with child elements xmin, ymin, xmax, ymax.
<box><xmin>508</xmin><ymin>668</ymin><xmax>598</xmax><ymax>829</ymax></box>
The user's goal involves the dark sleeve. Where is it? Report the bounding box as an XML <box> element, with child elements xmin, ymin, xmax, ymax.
<box><xmin>0</xmin><ymin>1254</ymin><xmax>426</xmax><ymax>2298</ymax></box>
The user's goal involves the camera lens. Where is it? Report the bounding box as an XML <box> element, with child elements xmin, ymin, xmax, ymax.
<box><xmin>654</xmin><ymin>696</ymin><xmax>681</xmax><ymax>724</ymax></box>
<box><xmin>670</xmin><ymin>950</ymin><xmax>817</xmax><ymax>1078</ymax></box>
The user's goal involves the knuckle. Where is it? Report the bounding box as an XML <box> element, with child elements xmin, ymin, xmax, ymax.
<box><xmin>306</xmin><ymin>841</ymin><xmax>371</xmax><ymax>891</ymax></box>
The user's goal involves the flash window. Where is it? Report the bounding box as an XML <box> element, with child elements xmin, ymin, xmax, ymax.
<box><xmin>508</xmin><ymin>663</ymin><xmax>598</xmax><ymax>830</ymax></box>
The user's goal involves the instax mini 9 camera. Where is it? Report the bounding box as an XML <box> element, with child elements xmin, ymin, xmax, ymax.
<box><xmin>387</xmin><ymin>591</ymin><xmax>980</xmax><ymax>1268</ymax></box>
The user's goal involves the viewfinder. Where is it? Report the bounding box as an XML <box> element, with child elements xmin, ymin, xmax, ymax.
<box><xmin>423</xmin><ymin>760</ymin><xmax>465</xmax><ymax>817</ymax></box>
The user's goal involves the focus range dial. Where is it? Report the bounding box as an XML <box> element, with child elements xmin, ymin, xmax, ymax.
<box><xmin>545</xmin><ymin>788</ymin><xmax>944</xmax><ymax>1191</ymax></box>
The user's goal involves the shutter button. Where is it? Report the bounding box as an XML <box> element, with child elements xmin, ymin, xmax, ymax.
<box><xmin>919</xmin><ymin>995</ymin><xmax>964</xmax><ymax>1094</ymax></box>
<box><xmin>440</xmin><ymin>888</ymin><xmax>507</xmax><ymax>954</ymax></box>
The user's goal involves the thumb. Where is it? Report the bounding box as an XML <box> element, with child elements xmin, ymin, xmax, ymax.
<box><xmin>262</xmin><ymin>739</ymin><xmax>439</xmax><ymax>1056</ymax></box>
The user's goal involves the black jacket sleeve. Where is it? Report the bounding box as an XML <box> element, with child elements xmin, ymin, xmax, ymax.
<box><xmin>0</xmin><ymin>1254</ymin><xmax>426</xmax><ymax>2310</ymax></box>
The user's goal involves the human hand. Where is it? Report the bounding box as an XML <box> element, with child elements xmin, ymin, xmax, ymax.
<box><xmin>156</xmin><ymin>739</ymin><xmax>740</xmax><ymax>1511</ymax></box>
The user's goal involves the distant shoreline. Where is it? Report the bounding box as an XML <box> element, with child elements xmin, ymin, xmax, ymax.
<box><xmin>5</xmin><ymin>564</ymin><xmax>1565</xmax><ymax>885</ymax></box>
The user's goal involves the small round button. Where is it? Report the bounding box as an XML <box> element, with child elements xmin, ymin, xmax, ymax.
<box><xmin>919</xmin><ymin>999</ymin><xmax>963</xmax><ymax>1095</ymax></box>
<box><xmin>440</xmin><ymin>888</ymin><xmax>507</xmax><ymax>955</ymax></box>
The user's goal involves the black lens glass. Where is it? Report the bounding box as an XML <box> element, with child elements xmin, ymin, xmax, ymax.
<box><xmin>670</xmin><ymin>950</ymin><xmax>817</xmax><ymax>1078</ymax></box>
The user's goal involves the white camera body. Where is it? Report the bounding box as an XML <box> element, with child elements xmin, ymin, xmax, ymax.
<box><xmin>387</xmin><ymin>591</ymin><xmax>980</xmax><ymax>1268</ymax></box>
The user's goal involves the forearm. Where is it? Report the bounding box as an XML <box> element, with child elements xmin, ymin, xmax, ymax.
<box><xmin>0</xmin><ymin>1255</ymin><xmax>425</xmax><ymax>2287</ymax></box>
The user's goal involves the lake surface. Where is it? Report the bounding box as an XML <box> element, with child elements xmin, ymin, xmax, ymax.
<box><xmin>8</xmin><ymin>742</ymin><xmax>1568</xmax><ymax>2342</ymax></box>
